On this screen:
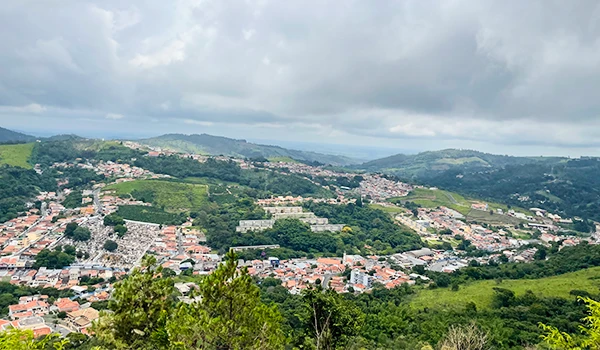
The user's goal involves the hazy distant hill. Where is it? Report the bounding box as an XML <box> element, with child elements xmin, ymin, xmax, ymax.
<box><xmin>136</xmin><ymin>133</ymin><xmax>359</xmax><ymax>165</ymax></box>
<box><xmin>0</xmin><ymin>127</ymin><xmax>35</xmax><ymax>143</ymax></box>
<box><xmin>358</xmin><ymin>149</ymin><xmax>562</xmax><ymax>180</ymax></box>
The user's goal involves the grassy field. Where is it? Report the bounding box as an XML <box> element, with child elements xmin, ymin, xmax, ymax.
<box><xmin>393</xmin><ymin>188</ymin><xmax>472</xmax><ymax>215</ymax></box>
<box><xmin>464</xmin><ymin>209</ymin><xmax>524</xmax><ymax>226</ymax></box>
<box><xmin>104</xmin><ymin>180</ymin><xmax>208</xmax><ymax>211</ymax></box>
<box><xmin>411</xmin><ymin>267</ymin><xmax>600</xmax><ymax>310</ymax></box>
<box><xmin>0</xmin><ymin>143</ymin><xmax>34</xmax><ymax>168</ymax></box>
<box><xmin>369</xmin><ymin>203</ymin><xmax>406</xmax><ymax>214</ymax></box>
<box><xmin>182</xmin><ymin>177</ymin><xmax>250</xmax><ymax>204</ymax></box>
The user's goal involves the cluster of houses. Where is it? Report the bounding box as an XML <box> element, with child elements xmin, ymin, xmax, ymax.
<box><xmin>241</xmin><ymin>250</ymin><xmax>450</xmax><ymax>294</ymax></box>
<box><xmin>3</xmin><ymin>294</ymin><xmax>100</xmax><ymax>336</ymax></box>
<box><xmin>357</xmin><ymin>174</ymin><xmax>412</xmax><ymax>201</ymax></box>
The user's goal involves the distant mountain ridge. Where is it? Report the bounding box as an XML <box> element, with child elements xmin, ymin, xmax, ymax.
<box><xmin>358</xmin><ymin>148</ymin><xmax>564</xmax><ymax>180</ymax></box>
<box><xmin>136</xmin><ymin>133</ymin><xmax>359</xmax><ymax>165</ymax></box>
<box><xmin>0</xmin><ymin>127</ymin><xmax>36</xmax><ymax>143</ymax></box>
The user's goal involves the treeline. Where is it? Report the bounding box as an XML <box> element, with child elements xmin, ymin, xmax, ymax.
<box><xmin>134</xmin><ymin>156</ymin><xmax>242</xmax><ymax>182</ymax></box>
<box><xmin>30</xmin><ymin>140</ymin><xmax>145</xmax><ymax>166</ymax></box>
<box><xmin>421</xmin><ymin>242</ymin><xmax>600</xmax><ymax>289</ymax></box>
<box><xmin>48</xmin><ymin>166</ymin><xmax>104</xmax><ymax>189</ymax></box>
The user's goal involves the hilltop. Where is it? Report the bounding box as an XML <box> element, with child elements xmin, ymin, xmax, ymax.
<box><xmin>0</xmin><ymin>127</ymin><xmax>36</xmax><ymax>143</ymax></box>
<box><xmin>358</xmin><ymin>148</ymin><xmax>561</xmax><ymax>180</ymax></box>
<box><xmin>135</xmin><ymin>133</ymin><xmax>359</xmax><ymax>166</ymax></box>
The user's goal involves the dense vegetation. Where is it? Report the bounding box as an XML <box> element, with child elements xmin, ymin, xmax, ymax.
<box><xmin>90</xmin><ymin>253</ymin><xmax>285</xmax><ymax>350</ymax></box>
<box><xmin>0</xmin><ymin>166</ymin><xmax>56</xmax><ymax>222</ymax></box>
<box><xmin>103</xmin><ymin>240</ymin><xmax>118</xmax><ymax>252</ymax></box>
<box><xmin>304</xmin><ymin>201</ymin><xmax>423</xmax><ymax>254</ymax></box>
<box><xmin>62</xmin><ymin>190</ymin><xmax>82</xmax><ymax>208</ymax></box>
<box><xmin>133</xmin><ymin>155</ymin><xmax>243</xmax><ymax>182</ymax></box>
<box><xmin>33</xmin><ymin>246</ymin><xmax>77</xmax><ymax>269</ymax></box>
<box><xmin>422</xmin><ymin>242</ymin><xmax>600</xmax><ymax>288</ymax></box>
<box><xmin>49</xmin><ymin>166</ymin><xmax>104</xmax><ymax>189</ymax></box>
<box><xmin>64</xmin><ymin>222</ymin><xmax>91</xmax><ymax>241</ymax></box>
<box><xmin>30</xmin><ymin>139</ymin><xmax>145</xmax><ymax>166</ymax></box>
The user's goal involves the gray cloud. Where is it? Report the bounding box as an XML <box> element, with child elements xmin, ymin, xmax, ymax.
<box><xmin>1</xmin><ymin>0</ymin><xmax>600</xmax><ymax>155</ymax></box>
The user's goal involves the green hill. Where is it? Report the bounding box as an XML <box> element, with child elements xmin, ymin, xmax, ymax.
<box><xmin>104</xmin><ymin>179</ymin><xmax>208</xmax><ymax>211</ymax></box>
<box><xmin>136</xmin><ymin>133</ymin><xmax>358</xmax><ymax>166</ymax></box>
<box><xmin>411</xmin><ymin>267</ymin><xmax>600</xmax><ymax>310</ymax></box>
<box><xmin>0</xmin><ymin>127</ymin><xmax>36</xmax><ymax>143</ymax></box>
<box><xmin>0</xmin><ymin>143</ymin><xmax>34</xmax><ymax>168</ymax></box>
<box><xmin>358</xmin><ymin>149</ymin><xmax>561</xmax><ymax>180</ymax></box>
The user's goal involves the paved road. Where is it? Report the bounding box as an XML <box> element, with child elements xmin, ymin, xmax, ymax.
<box><xmin>93</xmin><ymin>189</ymin><xmax>102</xmax><ymax>214</ymax></box>
<box><xmin>444</xmin><ymin>192</ymin><xmax>459</xmax><ymax>205</ymax></box>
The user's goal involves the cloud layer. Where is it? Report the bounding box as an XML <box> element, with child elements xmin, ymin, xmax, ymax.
<box><xmin>1</xmin><ymin>0</ymin><xmax>600</xmax><ymax>155</ymax></box>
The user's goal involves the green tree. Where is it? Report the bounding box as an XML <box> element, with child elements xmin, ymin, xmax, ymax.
<box><xmin>541</xmin><ymin>297</ymin><xmax>600</xmax><ymax>349</ymax></box>
<box><xmin>301</xmin><ymin>285</ymin><xmax>364</xmax><ymax>350</ymax></box>
<box><xmin>0</xmin><ymin>328</ymin><xmax>68</xmax><ymax>350</ymax></box>
<box><xmin>64</xmin><ymin>222</ymin><xmax>78</xmax><ymax>237</ymax></box>
<box><xmin>104</xmin><ymin>240</ymin><xmax>118</xmax><ymax>252</ymax></box>
<box><xmin>167</xmin><ymin>251</ymin><xmax>285</xmax><ymax>350</ymax></box>
<box><xmin>93</xmin><ymin>255</ymin><xmax>174</xmax><ymax>350</ymax></box>
<box><xmin>72</xmin><ymin>226</ymin><xmax>91</xmax><ymax>241</ymax></box>
<box><xmin>104</xmin><ymin>214</ymin><xmax>125</xmax><ymax>227</ymax></box>
<box><xmin>161</xmin><ymin>268</ymin><xmax>176</xmax><ymax>278</ymax></box>
<box><xmin>114</xmin><ymin>224</ymin><xmax>128</xmax><ymax>237</ymax></box>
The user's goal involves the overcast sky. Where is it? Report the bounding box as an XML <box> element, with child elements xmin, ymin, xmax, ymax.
<box><xmin>1</xmin><ymin>1</ymin><xmax>600</xmax><ymax>157</ymax></box>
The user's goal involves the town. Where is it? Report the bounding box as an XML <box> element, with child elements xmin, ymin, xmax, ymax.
<box><xmin>0</xmin><ymin>143</ymin><xmax>598</xmax><ymax>338</ymax></box>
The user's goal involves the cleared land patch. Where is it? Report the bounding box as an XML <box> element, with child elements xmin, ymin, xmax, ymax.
<box><xmin>0</xmin><ymin>143</ymin><xmax>34</xmax><ymax>168</ymax></box>
<box><xmin>104</xmin><ymin>180</ymin><xmax>208</xmax><ymax>211</ymax></box>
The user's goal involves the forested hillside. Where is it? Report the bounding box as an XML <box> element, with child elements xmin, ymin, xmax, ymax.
<box><xmin>358</xmin><ymin>148</ymin><xmax>560</xmax><ymax>180</ymax></box>
<box><xmin>136</xmin><ymin>133</ymin><xmax>358</xmax><ymax>165</ymax></box>
<box><xmin>424</xmin><ymin>157</ymin><xmax>600</xmax><ymax>221</ymax></box>
<box><xmin>0</xmin><ymin>127</ymin><xmax>35</xmax><ymax>143</ymax></box>
<box><xmin>0</xmin><ymin>167</ymin><xmax>57</xmax><ymax>222</ymax></box>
